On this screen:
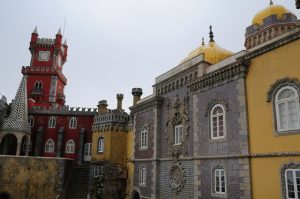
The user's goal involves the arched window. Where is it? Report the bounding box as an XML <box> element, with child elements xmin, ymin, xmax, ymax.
<box><xmin>97</xmin><ymin>137</ymin><xmax>104</xmax><ymax>153</ymax></box>
<box><xmin>210</xmin><ymin>104</ymin><xmax>226</xmax><ymax>139</ymax></box>
<box><xmin>65</xmin><ymin>140</ymin><xmax>75</xmax><ymax>154</ymax></box>
<box><xmin>140</xmin><ymin>165</ymin><xmax>146</xmax><ymax>186</ymax></box>
<box><xmin>140</xmin><ymin>126</ymin><xmax>148</xmax><ymax>149</ymax></box>
<box><xmin>48</xmin><ymin>116</ymin><xmax>56</xmax><ymax>128</ymax></box>
<box><xmin>69</xmin><ymin>117</ymin><xmax>77</xmax><ymax>129</ymax></box>
<box><xmin>214</xmin><ymin>168</ymin><xmax>226</xmax><ymax>194</ymax></box>
<box><xmin>34</xmin><ymin>81</ymin><xmax>42</xmax><ymax>92</ymax></box>
<box><xmin>28</xmin><ymin>116</ymin><xmax>34</xmax><ymax>127</ymax></box>
<box><xmin>45</xmin><ymin>139</ymin><xmax>55</xmax><ymax>152</ymax></box>
<box><xmin>275</xmin><ymin>86</ymin><xmax>300</xmax><ymax>132</ymax></box>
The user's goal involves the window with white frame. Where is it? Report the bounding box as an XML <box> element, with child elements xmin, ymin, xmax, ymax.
<box><xmin>275</xmin><ymin>86</ymin><xmax>300</xmax><ymax>132</ymax></box>
<box><xmin>140</xmin><ymin>126</ymin><xmax>148</xmax><ymax>149</ymax></box>
<box><xmin>140</xmin><ymin>165</ymin><xmax>146</xmax><ymax>185</ymax></box>
<box><xmin>69</xmin><ymin>117</ymin><xmax>77</xmax><ymax>129</ymax></box>
<box><xmin>211</xmin><ymin>104</ymin><xmax>226</xmax><ymax>139</ymax></box>
<box><xmin>48</xmin><ymin>116</ymin><xmax>56</xmax><ymax>128</ymax></box>
<box><xmin>214</xmin><ymin>169</ymin><xmax>226</xmax><ymax>194</ymax></box>
<box><xmin>174</xmin><ymin>124</ymin><xmax>183</xmax><ymax>145</ymax></box>
<box><xmin>285</xmin><ymin>169</ymin><xmax>300</xmax><ymax>199</ymax></box>
<box><xmin>28</xmin><ymin>116</ymin><xmax>34</xmax><ymax>127</ymax></box>
<box><xmin>97</xmin><ymin>137</ymin><xmax>104</xmax><ymax>153</ymax></box>
<box><xmin>65</xmin><ymin>140</ymin><xmax>75</xmax><ymax>154</ymax></box>
<box><xmin>45</xmin><ymin>139</ymin><xmax>55</xmax><ymax>152</ymax></box>
<box><xmin>22</xmin><ymin>140</ymin><xmax>32</xmax><ymax>151</ymax></box>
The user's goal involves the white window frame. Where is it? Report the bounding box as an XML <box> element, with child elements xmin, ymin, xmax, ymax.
<box><xmin>65</xmin><ymin>139</ymin><xmax>75</xmax><ymax>154</ymax></box>
<box><xmin>97</xmin><ymin>137</ymin><xmax>104</xmax><ymax>153</ymax></box>
<box><xmin>174</xmin><ymin>124</ymin><xmax>183</xmax><ymax>145</ymax></box>
<box><xmin>69</xmin><ymin>117</ymin><xmax>77</xmax><ymax>129</ymax></box>
<box><xmin>214</xmin><ymin>169</ymin><xmax>226</xmax><ymax>194</ymax></box>
<box><xmin>48</xmin><ymin>116</ymin><xmax>56</xmax><ymax>128</ymax></box>
<box><xmin>28</xmin><ymin>116</ymin><xmax>34</xmax><ymax>127</ymax></box>
<box><xmin>210</xmin><ymin>104</ymin><xmax>226</xmax><ymax>140</ymax></box>
<box><xmin>285</xmin><ymin>169</ymin><xmax>300</xmax><ymax>199</ymax></box>
<box><xmin>140</xmin><ymin>165</ymin><xmax>146</xmax><ymax>186</ymax></box>
<box><xmin>275</xmin><ymin>86</ymin><xmax>300</xmax><ymax>132</ymax></box>
<box><xmin>45</xmin><ymin>139</ymin><xmax>55</xmax><ymax>152</ymax></box>
<box><xmin>140</xmin><ymin>126</ymin><xmax>148</xmax><ymax>149</ymax></box>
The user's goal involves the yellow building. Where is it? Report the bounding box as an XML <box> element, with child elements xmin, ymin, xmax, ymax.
<box><xmin>243</xmin><ymin>2</ymin><xmax>300</xmax><ymax>198</ymax></box>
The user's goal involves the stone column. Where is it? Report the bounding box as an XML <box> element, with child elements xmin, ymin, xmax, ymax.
<box><xmin>16</xmin><ymin>141</ymin><xmax>22</xmax><ymax>156</ymax></box>
<box><xmin>77</xmin><ymin>128</ymin><xmax>85</xmax><ymax>165</ymax></box>
<box><xmin>25</xmin><ymin>136</ymin><xmax>30</xmax><ymax>156</ymax></box>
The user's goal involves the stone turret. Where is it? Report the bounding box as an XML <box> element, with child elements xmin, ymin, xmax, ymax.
<box><xmin>116</xmin><ymin>94</ymin><xmax>124</xmax><ymax>111</ymax></box>
<box><xmin>132</xmin><ymin>88</ymin><xmax>143</xmax><ymax>106</ymax></box>
<box><xmin>296</xmin><ymin>0</ymin><xmax>300</xmax><ymax>9</ymax></box>
<box><xmin>98</xmin><ymin>100</ymin><xmax>108</xmax><ymax>113</ymax></box>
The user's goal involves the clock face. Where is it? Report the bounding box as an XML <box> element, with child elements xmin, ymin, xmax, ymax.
<box><xmin>38</xmin><ymin>51</ymin><xmax>50</xmax><ymax>62</ymax></box>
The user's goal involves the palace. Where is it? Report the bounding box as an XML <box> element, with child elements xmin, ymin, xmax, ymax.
<box><xmin>0</xmin><ymin>1</ymin><xmax>300</xmax><ymax>199</ymax></box>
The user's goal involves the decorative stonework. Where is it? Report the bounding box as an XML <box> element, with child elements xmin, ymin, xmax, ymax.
<box><xmin>204</xmin><ymin>98</ymin><xmax>229</xmax><ymax>116</ymax></box>
<box><xmin>266</xmin><ymin>77</ymin><xmax>300</xmax><ymax>102</ymax></box>
<box><xmin>169</xmin><ymin>153</ymin><xmax>186</xmax><ymax>194</ymax></box>
<box><xmin>130</xmin><ymin>96</ymin><xmax>163</xmax><ymax>114</ymax></box>
<box><xmin>165</xmin><ymin>95</ymin><xmax>190</xmax><ymax>156</ymax></box>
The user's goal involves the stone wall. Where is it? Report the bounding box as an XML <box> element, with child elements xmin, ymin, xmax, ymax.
<box><xmin>0</xmin><ymin>155</ymin><xmax>73</xmax><ymax>199</ymax></box>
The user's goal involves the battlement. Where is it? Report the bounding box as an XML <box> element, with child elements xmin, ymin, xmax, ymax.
<box><xmin>29</xmin><ymin>105</ymin><xmax>97</xmax><ymax>116</ymax></box>
<box><xmin>36</xmin><ymin>38</ymin><xmax>55</xmax><ymax>46</ymax></box>
<box><xmin>22</xmin><ymin>66</ymin><xmax>67</xmax><ymax>84</ymax></box>
<box><xmin>93</xmin><ymin>109</ymin><xmax>129</xmax><ymax>125</ymax></box>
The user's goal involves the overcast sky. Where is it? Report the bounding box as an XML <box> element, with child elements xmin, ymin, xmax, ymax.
<box><xmin>0</xmin><ymin>0</ymin><xmax>298</xmax><ymax>111</ymax></box>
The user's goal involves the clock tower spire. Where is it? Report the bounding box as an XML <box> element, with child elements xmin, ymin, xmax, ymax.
<box><xmin>22</xmin><ymin>28</ymin><xmax>68</xmax><ymax>108</ymax></box>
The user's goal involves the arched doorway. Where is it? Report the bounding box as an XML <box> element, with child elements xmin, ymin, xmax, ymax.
<box><xmin>0</xmin><ymin>134</ymin><xmax>17</xmax><ymax>155</ymax></box>
<box><xmin>0</xmin><ymin>191</ymin><xmax>11</xmax><ymax>199</ymax></box>
<box><xmin>131</xmin><ymin>191</ymin><xmax>140</xmax><ymax>199</ymax></box>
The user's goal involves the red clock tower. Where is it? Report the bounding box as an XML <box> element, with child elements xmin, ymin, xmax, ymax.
<box><xmin>22</xmin><ymin>27</ymin><xmax>68</xmax><ymax>109</ymax></box>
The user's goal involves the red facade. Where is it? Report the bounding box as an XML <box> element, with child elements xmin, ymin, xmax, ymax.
<box><xmin>23</xmin><ymin>29</ymin><xmax>95</xmax><ymax>163</ymax></box>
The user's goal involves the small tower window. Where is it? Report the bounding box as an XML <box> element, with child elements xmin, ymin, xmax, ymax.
<box><xmin>140</xmin><ymin>165</ymin><xmax>146</xmax><ymax>186</ymax></box>
<box><xmin>28</xmin><ymin>116</ymin><xmax>34</xmax><ymax>127</ymax></box>
<box><xmin>65</xmin><ymin>140</ymin><xmax>75</xmax><ymax>154</ymax></box>
<box><xmin>140</xmin><ymin>126</ymin><xmax>148</xmax><ymax>149</ymax></box>
<box><xmin>210</xmin><ymin>104</ymin><xmax>226</xmax><ymax>139</ymax></box>
<box><xmin>97</xmin><ymin>137</ymin><xmax>104</xmax><ymax>153</ymax></box>
<box><xmin>69</xmin><ymin>117</ymin><xmax>77</xmax><ymax>129</ymax></box>
<box><xmin>34</xmin><ymin>81</ymin><xmax>43</xmax><ymax>92</ymax></box>
<box><xmin>174</xmin><ymin>124</ymin><xmax>183</xmax><ymax>145</ymax></box>
<box><xmin>48</xmin><ymin>116</ymin><xmax>56</xmax><ymax>128</ymax></box>
<box><xmin>45</xmin><ymin>139</ymin><xmax>55</xmax><ymax>152</ymax></box>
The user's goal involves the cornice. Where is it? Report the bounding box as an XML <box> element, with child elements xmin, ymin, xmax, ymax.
<box><xmin>130</xmin><ymin>96</ymin><xmax>163</xmax><ymax>114</ymax></box>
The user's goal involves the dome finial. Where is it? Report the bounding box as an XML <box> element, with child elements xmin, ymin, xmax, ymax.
<box><xmin>202</xmin><ymin>37</ymin><xmax>205</xmax><ymax>45</ymax></box>
<box><xmin>209</xmin><ymin>25</ymin><xmax>214</xmax><ymax>42</ymax></box>
<box><xmin>270</xmin><ymin>0</ymin><xmax>273</xmax><ymax>5</ymax></box>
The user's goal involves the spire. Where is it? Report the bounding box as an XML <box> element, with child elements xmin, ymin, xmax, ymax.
<box><xmin>2</xmin><ymin>77</ymin><xmax>30</xmax><ymax>134</ymax></box>
<box><xmin>63</xmin><ymin>39</ymin><xmax>68</xmax><ymax>46</ymax></box>
<box><xmin>202</xmin><ymin>37</ymin><xmax>205</xmax><ymax>45</ymax></box>
<box><xmin>270</xmin><ymin>0</ymin><xmax>273</xmax><ymax>5</ymax></box>
<box><xmin>209</xmin><ymin>25</ymin><xmax>214</xmax><ymax>42</ymax></box>
<box><xmin>57</xmin><ymin>27</ymin><xmax>62</xmax><ymax>35</ymax></box>
<box><xmin>32</xmin><ymin>26</ymin><xmax>38</xmax><ymax>34</ymax></box>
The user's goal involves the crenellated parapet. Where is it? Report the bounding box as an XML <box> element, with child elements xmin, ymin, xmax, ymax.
<box><xmin>29</xmin><ymin>105</ymin><xmax>97</xmax><ymax>116</ymax></box>
<box><xmin>93</xmin><ymin>109</ymin><xmax>129</xmax><ymax>132</ymax></box>
<box><xmin>22</xmin><ymin>66</ymin><xmax>67</xmax><ymax>84</ymax></box>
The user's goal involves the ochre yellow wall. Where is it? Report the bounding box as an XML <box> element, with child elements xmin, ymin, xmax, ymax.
<box><xmin>251</xmin><ymin>157</ymin><xmax>300</xmax><ymax>199</ymax></box>
<box><xmin>126</xmin><ymin>130</ymin><xmax>134</xmax><ymax>199</ymax></box>
<box><xmin>91</xmin><ymin>130</ymin><xmax>128</xmax><ymax>166</ymax></box>
<box><xmin>246</xmin><ymin>39</ymin><xmax>300</xmax><ymax>154</ymax></box>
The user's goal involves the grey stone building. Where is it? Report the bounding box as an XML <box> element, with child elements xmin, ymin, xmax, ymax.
<box><xmin>130</xmin><ymin>27</ymin><xmax>251</xmax><ymax>199</ymax></box>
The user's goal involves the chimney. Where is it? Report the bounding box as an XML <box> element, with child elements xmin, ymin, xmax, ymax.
<box><xmin>116</xmin><ymin>94</ymin><xmax>123</xmax><ymax>110</ymax></box>
<box><xmin>132</xmin><ymin>88</ymin><xmax>143</xmax><ymax>106</ymax></box>
<box><xmin>97</xmin><ymin>100</ymin><xmax>108</xmax><ymax>113</ymax></box>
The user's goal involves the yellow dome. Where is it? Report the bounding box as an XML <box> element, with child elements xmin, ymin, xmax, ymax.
<box><xmin>252</xmin><ymin>3</ymin><xmax>293</xmax><ymax>25</ymax></box>
<box><xmin>182</xmin><ymin>40</ymin><xmax>233</xmax><ymax>65</ymax></box>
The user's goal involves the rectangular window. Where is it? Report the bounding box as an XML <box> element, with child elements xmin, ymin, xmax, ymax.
<box><xmin>285</xmin><ymin>169</ymin><xmax>300</xmax><ymax>199</ymax></box>
<box><xmin>140</xmin><ymin>166</ymin><xmax>146</xmax><ymax>185</ymax></box>
<box><xmin>174</xmin><ymin>125</ymin><xmax>183</xmax><ymax>145</ymax></box>
<box><xmin>215</xmin><ymin>169</ymin><xmax>226</xmax><ymax>194</ymax></box>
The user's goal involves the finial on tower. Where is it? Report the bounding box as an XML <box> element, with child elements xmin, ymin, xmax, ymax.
<box><xmin>33</xmin><ymin>26</ymin><xmax>38</xmax><ymax>34</ymax></box>
<box><xmin>57</xmin><ymin>27</ymin><xmax>62</xmax><ymax>35</ymax></box>
<box><xmin>209</xmin><ymin>25</ymin><xmax>214</xmax><ymax>42</ymax></box>
<box><xmin>63</xmin><ymin>39</ymin><xmax>68</xmax><ymax>46</ymax></box>
<box><xmin>202</xmin><ymin>37</ymin><xmax>205</xmax><ymax>45</ymax></box>
<box><xmin>270</xmin><ymin>0</ymin><xmax>274</xmax><ymax>5</ymax></box>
